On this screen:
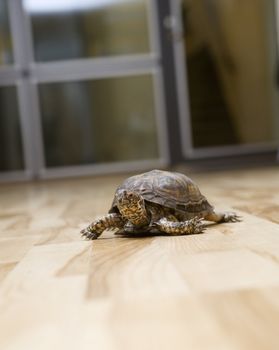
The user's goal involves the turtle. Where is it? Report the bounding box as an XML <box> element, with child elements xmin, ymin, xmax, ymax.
<box><xmin>81</xmin><ymin>169</ymin><xmax>240</xmax><ymax>240</ymax></box>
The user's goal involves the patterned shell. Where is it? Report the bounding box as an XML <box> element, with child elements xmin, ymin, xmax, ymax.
<box><xmin>110</xmin><ymin>169</ymin><xmax>213</xmax><ymax>214</ymax></box>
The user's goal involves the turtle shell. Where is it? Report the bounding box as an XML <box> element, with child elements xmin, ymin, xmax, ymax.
<box><xmin>109</xmin><ymin>169</ymin><xmax>213</xmax><ymax>214</ymax></box>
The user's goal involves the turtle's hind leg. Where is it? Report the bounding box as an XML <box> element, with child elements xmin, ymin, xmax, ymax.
<box><xmin>154</xmin><ymin>217</ymin><xmax>205</xmax><ymax>236</ymax></box>
<box><xmin>81</xmin><ymin>213</ymin><xmax>125</xmax><ymax>240</ymax></box>
<box><xmin>204</xmin><ymin>210</ymin><xmax>241</xmax><ymax>223</ymax></box>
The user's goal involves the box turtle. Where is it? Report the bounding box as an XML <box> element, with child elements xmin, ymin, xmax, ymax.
<box><xmin>81</xmin><ymin>169</ymin><xmax>240</xmax><ymax>240</ymax></box>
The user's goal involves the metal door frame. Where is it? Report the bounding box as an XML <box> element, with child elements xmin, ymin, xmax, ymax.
<box><xmin>1</xmin><ymin>0</ymin><xmax>170</xmax><ymax>182</ymax></box>
<box><xmin>170</xmin><ymin>0</ymin><xmax>279</xmax><ymax>160</ymax></box>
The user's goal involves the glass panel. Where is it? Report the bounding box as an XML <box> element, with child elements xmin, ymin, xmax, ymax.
<box><xmin>181</xmin><ymin>0</ymin><xmax>279</xmax><ymax>148</ymax></box>
<box><xmin>24</xmin><ymin>0</ymin><xmax>150</xmax><ymax>62</ymax></box>
<box><xmin>0</xmin><ymin>0</ymin><xmax>13</xmax><ymax>64</ymax></box>
<box><xmin>38</xmin><ymin>75</ymin><xmax>159</xmax><ymax>167</ymax></box>
<box><xmin>0</xmin><ymin>87</ymin><xmax>24</xmax><ymax>171</ymax></box>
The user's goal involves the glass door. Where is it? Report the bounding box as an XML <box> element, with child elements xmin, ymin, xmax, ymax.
<box><xmin>0</xmin><ymin>0</ymin><xmax>32</xmax><ymax>181</ymax></box>
<box><xmin>171</xmin><ymin>0</ymin><xmax>279</xmax><ymax>158</ymax></box>
<box><xmin>20</xmin><ymin>0</ymin><xmax>169</xmax><ymax>179</ymax></box>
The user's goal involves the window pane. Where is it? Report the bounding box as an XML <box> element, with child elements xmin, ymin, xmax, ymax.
<box><xmin>38</xmin><ymin>75</ymin><xmax>159</xmax><ymax>167</ymax></box>
<box><xmin>24</xmin><ymin>0</ymin><xmax>150</xmax><ymax>62</ymax></box>
<box><xmin>0</xmin><ymin>0</ymin><xmax>13</xmax><ymax>64</ymax></box>
<box><xmin>182</xmin><ymin>0</ymin><xmax>279</xmax><ymax>148</ymax></box>
<box><xmin>0</xmin><ymin>87</ymin><xmax>24</xmax><ymax>171</ymax></box>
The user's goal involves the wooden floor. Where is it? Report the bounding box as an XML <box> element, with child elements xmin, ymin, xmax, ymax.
<box><xmin>0</xmin><ymin>166</ymin><xmax>279</xmax><ymax>350</ymax></box>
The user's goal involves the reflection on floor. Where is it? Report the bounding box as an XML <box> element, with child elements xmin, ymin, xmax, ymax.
<box><xmin>0</xmin><ymin>166</ymin><xmax>279</xmax><ymax>349</ymax></box>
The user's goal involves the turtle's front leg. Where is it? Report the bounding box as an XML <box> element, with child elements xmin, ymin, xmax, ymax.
<box><xmin>81</xmin><ymin>213</ymin><xmax>125</xmax><ymax>240</ymax></box>
<box><xmin>154</xmin><ymin>217</ymin><xmax>205</xmax><ymax>236</ymax></box>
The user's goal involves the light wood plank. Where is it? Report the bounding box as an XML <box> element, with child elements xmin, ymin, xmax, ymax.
<box><xmin>0</xmin><ymin>166</ymin><xmax>279</xmax><ymax>350</ymax></box>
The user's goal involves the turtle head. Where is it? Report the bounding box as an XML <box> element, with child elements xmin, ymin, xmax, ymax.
<box><xmin>116</xmin><ymin>190</ymin><xmax>149</xmax><ymax>226</ymax></box>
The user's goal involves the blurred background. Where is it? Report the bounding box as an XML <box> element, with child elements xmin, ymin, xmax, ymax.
<box><xmin>0</xmin><ymin>0</ymin><xmax>279</xmax><ymax>182</ymax></box>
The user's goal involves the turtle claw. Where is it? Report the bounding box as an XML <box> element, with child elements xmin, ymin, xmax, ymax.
<box><xmin>80</xmin><ymin>228</ymin><xmax>98</xmax><ymax>240</ymax></box>
<box><xmin>223</xmin><ymin>212</ymin><xmax>241</xmax><ymax>223</ymax></box>
<box><xmin>188</xmin><ymin>217</ymin><xmax>205</xmax><ymax>234</ymax></box>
